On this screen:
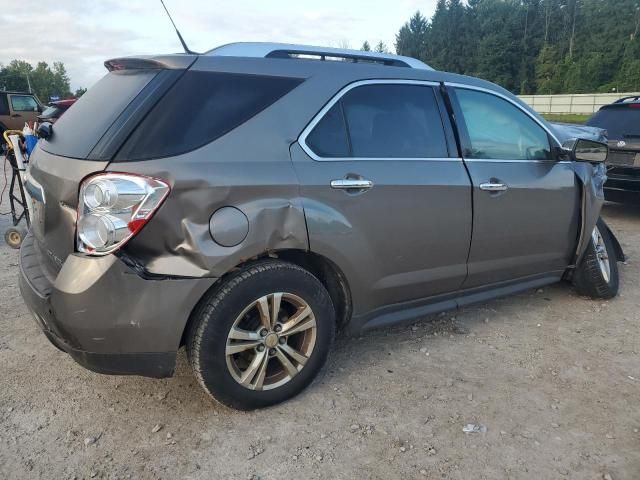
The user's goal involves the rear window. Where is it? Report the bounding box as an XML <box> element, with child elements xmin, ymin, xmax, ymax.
<box><xmin>115</xmin><ymin>71</ymin><xmax>303</xmax><ymax>161</ymax></box>
<box><xmin>41</xmin><ymin>70</ymin><xmax>158</xmax><ymax>159</ymax></box>
<box><xmin>587</xmin><ymin>107</ymin><xmax>640</xmax><ymax>140</ymax></box>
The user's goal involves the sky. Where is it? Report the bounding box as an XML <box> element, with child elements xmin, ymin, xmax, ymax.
<box><xmin>0</xmin><ymin>0</ymin><xmax>439</xmax><ymax>91</ymax></box>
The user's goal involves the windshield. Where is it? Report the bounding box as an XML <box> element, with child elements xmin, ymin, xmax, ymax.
<box><xmin>40</xmin><ymin>105</ymin><xmax>61</xmax><ymax>117</ymax></box>
<box><xmin>586</xmin><ymin>107</ymin><xmax>640</xmax><ymax>141</ymax></box>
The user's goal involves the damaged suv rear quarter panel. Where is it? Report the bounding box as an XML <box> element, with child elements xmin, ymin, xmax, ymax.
<box><xmin>112</xmin><ymin>114</ymin><xmax>310</xmax><ymax>279</ymax></box>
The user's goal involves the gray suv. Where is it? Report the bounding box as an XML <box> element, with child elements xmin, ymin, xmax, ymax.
<box><xmin>19</xmin><ymin>43</ymin><xmax>624</xmax><ymax>410</ymax></box>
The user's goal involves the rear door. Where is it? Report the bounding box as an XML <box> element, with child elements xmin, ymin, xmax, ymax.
<box><xmin>291</xmin><ymin>80</ymin><xmax>472</xmax><ymax>315</ymax></box>
<box><xmin>448</xmin><ymin>85</ymin><xmax>580</xmax><ymax>287</ymax></box>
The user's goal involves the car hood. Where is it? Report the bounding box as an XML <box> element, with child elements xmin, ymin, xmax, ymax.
<box><xmin>550</xmin><ymin>122</ymin><xmax>608</xmax><ymax>143</ymax></box>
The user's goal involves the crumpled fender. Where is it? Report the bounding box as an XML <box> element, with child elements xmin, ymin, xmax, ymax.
<box><xmin>571</xmin><ymin>161</ymin><xmax>613</xmax><ymax>265</ymax></box>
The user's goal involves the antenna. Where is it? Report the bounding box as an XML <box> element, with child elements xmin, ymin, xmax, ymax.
<box><xmin>160</xmin><ymin>0</ymin><xmax>198</xmax><ymax>55</ymax></box>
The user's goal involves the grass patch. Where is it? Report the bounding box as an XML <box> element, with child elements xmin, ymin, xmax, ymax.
<box><xmin>541</xmin><ymin>113</ymin><xmax>590</xmax><ymax>124</ymax></box>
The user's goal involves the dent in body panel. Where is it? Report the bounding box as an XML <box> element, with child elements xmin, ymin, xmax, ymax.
<box><xmin>48</xmin><ymin>253</ymin><xmax>215</xmax><ymax>353</ymax></box>
<box><xmin>112</xmin><ymin>154</ymin><xmax>309</xmax><ymax>278</ymax></box>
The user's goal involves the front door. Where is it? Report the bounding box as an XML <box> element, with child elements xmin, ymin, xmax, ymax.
<box><xmin>291</xmin><ymin>81</ymin><xmax>472</xmax><ymax>315</ymax></box>
<box><xmin>449</xmin><ymin>86</ymin><xmax>580</xmax><ymax>288</ymax></box>
<box><xmin>8</xmin><ymin>93</ymin><xmax>40</xmax><ymax>129</ymax></box>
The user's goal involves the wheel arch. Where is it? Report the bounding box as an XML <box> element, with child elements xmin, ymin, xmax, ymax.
<box><xmin>180</xmin><ymin>249</ymin><xmax>353</xmax><ymax>346</ymax></box>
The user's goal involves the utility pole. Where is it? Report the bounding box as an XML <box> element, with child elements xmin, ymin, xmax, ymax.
<box><xmin>26</xmin><ymin>72</ymin><xmax>32</xmax><ymax>93</ymax></box>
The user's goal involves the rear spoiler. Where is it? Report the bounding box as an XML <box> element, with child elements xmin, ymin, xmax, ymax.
<box><xmin>104</xmin><ymin>55</ymin><xmax>197</xmax><ymax>72</ymax></box>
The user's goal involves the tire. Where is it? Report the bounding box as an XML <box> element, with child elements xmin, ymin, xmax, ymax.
<box><xmin>186</xmin><ymin>260</ymin><xmax>336</xmax><ymax>410</ymax></box>
<box><xmin>4</xmin><ymin>227</ymin><xmax>26</xmax><ymax>249</ymax></box>
<box><xmin>573</xmin><ymin>218</ymin><xmax>619</xmax><ymax>299</ymax></box>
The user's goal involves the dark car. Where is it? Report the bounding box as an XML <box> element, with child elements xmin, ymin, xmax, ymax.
<box><xmin>586</xmin><ymin>96</ymin><xmax>640</xmax><ymax>203</ymax></box>
<box><xmin>37</xmin><ymin>98</ymin><xmax>77</xmax><ymax>124</ymax></box>
<box><xmin>19</xmin><ymin>43</ymin><xmax>623</xmax><ymax>410</ymax></box>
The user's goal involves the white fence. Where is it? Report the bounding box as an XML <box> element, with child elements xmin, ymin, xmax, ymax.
<box><xmin>518</xmin><ymin>92</ymin><xmax>640</xmax><ymax>115</ymax></box>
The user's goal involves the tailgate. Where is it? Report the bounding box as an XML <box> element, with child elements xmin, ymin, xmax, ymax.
<box><xmin>26</xmin><ymin>147</ymin><xmax>108</xmax><ymax>279</ymax></box>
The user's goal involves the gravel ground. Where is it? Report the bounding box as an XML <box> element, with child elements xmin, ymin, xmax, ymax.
<box><xmin>0</xmin><ymin>192</ymin><xmax>638</xmax><ymax>480</ymax></box>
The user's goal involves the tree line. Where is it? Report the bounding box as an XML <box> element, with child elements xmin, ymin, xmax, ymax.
<box><xmin>0</xmin><ymin>60</ymin><xmax>86</xmax><ymax>103</ymax></box>
<box><xmin>388</xmin><ymin>0</ymin><xmax>640</xmax><ymax>94</ymax></box>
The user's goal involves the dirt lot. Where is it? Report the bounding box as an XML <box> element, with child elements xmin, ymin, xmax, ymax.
<box><xmin>0</xmin><ymin>197</ymin><xmax>638</xmax><ymax>480</ymax></box>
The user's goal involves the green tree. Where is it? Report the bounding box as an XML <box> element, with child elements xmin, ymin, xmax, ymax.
<box><xmin>361</xmin><ymin>41</ymin><xmax>371</xmax><ymax>51</ymax></box>
<box><xmin>394</xmin><ymin>0</ymin><xmax>640</xmax><ymax>94</ymax></box>
<box><xmin>395</xmin><ymin>11</ymin><xmax>429</xmax><ymax>62</ymax></box>
<box><xmin>0</xmin><ymin>60</ymin><xmax>71</xmax><ymax>101</ymax></box>
<box><xmin>374</xmin><ymin>41</ymin><xmax>389</xmax><ymax>53</ymax></box>
<box><xmin>535</xmin><ymin>44</ymin><xmax>561</xmax><ymax>93</ymax></box>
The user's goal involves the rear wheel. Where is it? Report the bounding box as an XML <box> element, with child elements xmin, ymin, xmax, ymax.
<box><xmin>186</xmin><ymin>260</ymin><xmax>335</xmax><ymax>410</ymax></box>
<box><xmin>573</xmin><ymin>219</ymin><xmax>619</xmax><ymax>299</ymax></box>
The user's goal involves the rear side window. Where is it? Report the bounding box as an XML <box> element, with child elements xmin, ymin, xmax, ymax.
<box><xmin>305</xmin><ymin>103</ymin><xmax>350</xmax><ymax>157</ymax></box>
<box><xmin>587</xmin><ymin>107</ymin><xmax>640</xmax><ymax>140</ymax></box>
<box><xmin>304</xmin><ymin>83</ymin><xmax>448</xmax><ymax>159</ymax></box>
<box><xmin>116</xmin><ymin>71</ymin><xmax>303</xmax><ymax>161</ymax></box>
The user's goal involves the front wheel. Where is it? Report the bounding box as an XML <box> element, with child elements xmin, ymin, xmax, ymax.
<box><xmin>186</xmin><ymin>260</ymin><xmax>336</xmax><ymax>410</ymax></box>
<box><xmin>573</xmin><ymin>219</ymin><xmax>619</xmax><ymax>299</ymax></box>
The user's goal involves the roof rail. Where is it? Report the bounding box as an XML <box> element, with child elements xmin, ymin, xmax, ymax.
<box><xmin>206</xmin><ymin>42</ymin><xmax>433</xmax><ymax>70</ymax></box>
<box><xmin>613</xmin><ymin>95</ymin><xmax>640</xmax><ymax>104</ymax></box>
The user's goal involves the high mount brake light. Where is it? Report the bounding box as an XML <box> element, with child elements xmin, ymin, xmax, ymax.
<box><xmin>77</xmin><ymin>173</ymin><xmax>170</xmax><ymax>256</ymax></box>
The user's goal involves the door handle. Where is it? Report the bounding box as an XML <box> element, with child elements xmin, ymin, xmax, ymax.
<box><xmin>330</xmin><ymin>179</ymin><xmax>374</xmax><ymax>190</ymax></box>
<box><xmin>479</xmin><ymin>182</ymin><xmax>508</xmax><ymax>192</ymax></box>
<box><xmin>11</xmin><ymin>113</ymin><xmax>21</xmax><ymax>118</ymax></box>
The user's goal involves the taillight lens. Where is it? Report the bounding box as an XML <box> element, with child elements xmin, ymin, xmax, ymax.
<box><xmin>77</xmin><ymin>173</ymin><xmax>170</xmax><ymax>255</ymax></box>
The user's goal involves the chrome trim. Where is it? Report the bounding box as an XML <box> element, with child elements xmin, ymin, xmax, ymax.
<box><xmin>330</xmin><ymin>179</ymin><xmax>374</xmax><ymax>190</ymax></box>
<box><xmin>298</xmin><ymin>79</ymin><xmax>444</xmax><ymax>162</ymax></box>
<box><xmin>464</xmin><ymin>159</ymin><xmax>573</xmax><ymax>164</ymax></box>
<box><xmin>444</xmin><ymin>82</ymin><xmax>562</xmax><ymax>146</ymax></box>
<box><xmin>479</xmin><ymin>182</ymin><xmax>508</xmax><ymax>192</ymax></box>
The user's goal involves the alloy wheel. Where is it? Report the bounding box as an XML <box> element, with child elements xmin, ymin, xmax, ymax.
<box><xmin>225</xmin><ymin>292</ymin><xmax>317</xmax><ymax>391</ymax></box>
<box><xmin>592</xmin><ymin>226</ymin><xmax>611</xmax><ymax>283</ymax></box>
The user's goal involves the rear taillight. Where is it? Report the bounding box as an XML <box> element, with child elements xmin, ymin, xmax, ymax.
<box><xmin>77</xmin><ymin>173</ymin><xmax>170</xmax><ymax>255</ymax></box>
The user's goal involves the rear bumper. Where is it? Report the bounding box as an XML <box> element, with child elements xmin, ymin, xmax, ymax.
<box><xmin>19</xmin><ymin>233</ymin><xmax>216</xmax><ymax>378</ymax></box>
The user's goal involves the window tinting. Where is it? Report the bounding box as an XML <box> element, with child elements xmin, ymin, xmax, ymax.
<box><xmin>10</xmin><ymin>95</ymin><xmax>39</xmax><ymax>112</ymax></box>
<box><xmin>305</xmin><ymin>103</ymin><xmax>350</xmax><ymax>157</ymax></box>
<box><xmin>587</xmin><ymin>107</ymin><xmax>640</xmax><ymax>140</ymax></box>
<box><xmin>117</xmin><ymin>71</ymin><xmax>303</xmax><ymax>161</ymax></box>
<box><xmin>41</xmin><ymin>70</ymin><xmax>159</xmax><ymax>159</ymax></box>
<box><xmin>0</xmin><ymin>94</ymin><xmax>9</xmax><ymax>116</ymax></box>
<box><xmin>341</xmin><ymin>84</ymin><xmax>448</xmax><ymax>158</ymax></box>
<box><xmin>456</xmin><ymin>89</ymin><xmax>551</xmax><ymax>160</ymax></box>
<box><xmin>304</xmin><ymin>83</ymin><xmax>449</xmax><ymax>159</ymax></box>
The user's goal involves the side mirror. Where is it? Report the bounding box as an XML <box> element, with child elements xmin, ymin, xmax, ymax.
<box><xmin>37</xmin><ymin>122</ymin><xmax>53</xmax><ymax>140</ymax></box>
<box><xmin>570</xmin><ymin>138</ymin><xmax>608</xmax><ymax>163</ymax></box>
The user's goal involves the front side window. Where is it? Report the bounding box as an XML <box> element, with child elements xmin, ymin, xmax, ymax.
<box><xmin>455</xmin><ymin>88</ymin><xmax>551</xmax><ymax>161</ymax></box>
<box><xmin>304</xmin><ymin>83</ymin><xmax>449</xmax><ymax>159</ymax></box>
<box><xmin>10</xmin><ymin>95</ymin><xmax>39</xmax><ymax>112</ymax></box>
